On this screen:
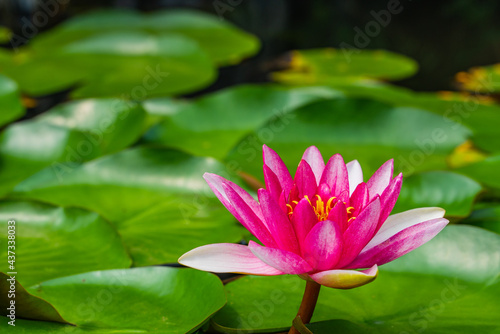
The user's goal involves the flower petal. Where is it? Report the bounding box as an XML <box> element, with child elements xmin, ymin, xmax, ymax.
<box><xmin>263</xmin><ymin>165</ymin><xmax>282</xmax><ymax>203</ymax></box>
<box><xmin>263</xmin><ymin>145</ymin><xmax>293</xmax><ymax>194</ymax></box>
<box><xmin>309</xmin><ymin>264</ymin><xmax>378</xmax><ymax>289</ymax></box>
<box><xmin>337</xmin><ymin>197</ymin><xmax>381</xmax><ymax>268</ymax></box>
<box><xmin>291</xmin><ymin>198</ymin><xmax>318</xmax><ymax>253</ymax></box>
<box><xmin>249</xmin><ymin>241</ymin><xmax>312</xmax><ymax>275</ymax></box>
<box><xmin>204</xmin><ymin>173</ymin><xmax>264</xmax><ymax>221</ymax></box>
<box><xmin>295</xmin><ymin>160</ymin><xmax>318</xmax><ymax>199</ymax></box>
<box><xmin>302</xmin><ymin>146</ymin><xmax>325</xmax><ymax>184</ymax></box>
<box><xmin>222</xmin><ymin>183</ymin><xmax>277</xmax><ymax>248</ymax></box>
<box><xmin>378</xmin><ymin>173</ymin><xmax>403</xmax><ymax>230</ymax></box>
<box><xmin>327</xmin><ymin>200</ymin><xmax>348</xmax><ymax>232</ymax></box>
<box><xmin>320</xmin><ymin>154</ymin><xmax>349</xmax><ymax>196</ymax></box>
<box><xmin>367</xmin><ymin>159</ymin><xmax>394</xmax><ymax>200</ymax></box>
<box><xmin>303</xmin><ymin>220</ymin><xmax>343</xmax><ymax>271</ymax></box>
<box><xmin>179</xmin><ymin>243</ymin><xmax>283</xmax><ymax>275</ymax></box>
<box><xmin>258</xmin><ymin>188</ymin><xmax>300</xmax><ymax>254</ymax></box>
<box><xmin>350</xmin><ymin>182</ymin><xmax>369</xmax><ymax>216</ymax></box>
<box><xmin>346</xmin><ymin>160</ymin><xmax>363</xmax><ymax>196</ymax></box>
<box><xmin>367</xmin><ymin>207</ymin><xmax>446</xmax><ymax>249</ymax></box>
<box><xmin>347</xmin><ymin>218</ymin><xmax>449</xmax><ymax>268</ymax></box>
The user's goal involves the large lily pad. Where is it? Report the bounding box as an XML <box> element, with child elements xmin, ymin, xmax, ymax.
<box><xmin>393</xmin><ymin>171</ymin><xmax>482</xmax><ymax>218</ymax></box>
<box><xmin>30</xmin><ymin>9</ymin><xmax>259</xmax><ymax>66</ymax></box>
<box><xmin>212</xmin><ymin>225</ymin><xmax>500</xmax><ymax>333</ymax></box>
<box><xmin>460</xmin><ymin>203</ymin><xmax>500</xmax><ymax>234</ymax></box>
<box><xmin>1</xmin><ymin>267</ymin><xmax>226</xmax><ymax>333</ymax></box>
<box><xmin>0</xmin><ymin>74</ymin><xmax>24</xmax><ymax>126</ymax></box>
<box><xmin>0</xmin><ymin>99</ymin><xmax>146</xmax><ymax>197</ymax></box>
<box><xmin>4</xmin><ymin>32</ymin><xmax>215</xmax><ymax>98</ymax></box>
<box><xmin>225</xmin><ymin>98</ymin><xmax>469</xmax><ymax>180</ymax></box>
<box><xmin>0</xmin><ymin>273</ymin><xmax>69</xmax><ymax>324</ymax></box>
<box><xmin>459</xmin><ymin>155</ymin><xmax>500</xmax><ymax>190</ymax></box>
<box><xmin>11</xmin><ymin>147</ymin><xmax>245</xmax><ymax>266</ymax></box>
<box><xmin>143</xmin><ymin>85</ymin><xmax>342</xmax><ymax>159</ymax></box>
<box><xmin>272</xmin><ymin>48</ymin><xmax>418</xmax><ymax>84</ymax></box>
<box><xmin>0</xmin><ymin>200</ymin><xmax>131</xmax><ymax>287</ymax></box>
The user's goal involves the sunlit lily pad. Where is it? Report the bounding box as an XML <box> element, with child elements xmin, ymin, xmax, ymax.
<box><xmin>272</xmin><ymin>48</ymin><xmax>418</xmax><ymax>84</ymax></box>
<box><xmin>11</xmin><ymin>147</ymin><xmax>246</xmax><ymax>266</ymax></box>
<box><xmin>143</xmin><ymin>85</ymin><xmax>342</xmax><ymax>159</ymax></box>
<box><xmin>0</xmin><ymin>200</ymin><xmax>132</xmax><ymax>287</ymax></box>
<box><xmin>1</xmin><ymin>267</ymin><xmax>226</xmax><ymax>333</ymax></box>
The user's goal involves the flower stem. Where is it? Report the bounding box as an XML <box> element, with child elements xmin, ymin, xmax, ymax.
<box><xmin>288</xmin><ymin>280</ymin><xmax>321</xmax><ymax>334</ymax></box>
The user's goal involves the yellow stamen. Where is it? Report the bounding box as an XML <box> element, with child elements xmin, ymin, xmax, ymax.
<box><xmin>348</xmin><ymin>217</ymin><xmax>356</xmax><ymax>222</ymax></box>
<box><xmin>346</xmin><ymin>206</ymin><xmax>355</xmax><ymax>214</ymax></box>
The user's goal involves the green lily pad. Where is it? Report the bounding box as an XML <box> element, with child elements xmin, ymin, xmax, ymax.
<box><xmin>225</xmin><ymin>98</ymin><xmax>469</xmax><ymax>180</ymax></box>
<box><xmin>0</xmin><ymin>74</ymin><xmax>24</xmax><ymax>126</ymax></box>
<box><xmin>30</xmin><ymin>9</ymin><xmax>259</xmax><ymax>66</ymax></box>
<box><xmin>212</xmin><ymin>225</ymin><xmax>500</xmax><ymax>333</ymax></box>
<box><xmin>0</xmin><ymin>99</ymin><xmax>146</xmax><ymax>197</ymax></box>
<box><xmin>143</xmin><ymin>85</ymin><xmax>342</xmax><ymax>159</ymax></box>
<box><xmin>0</xmin><ymin>200</ymin><xmax>131</xmax><ymax>287</ymax></box>
<box><xmin>1</xmin><ymin>267</ymin><xmax>226</xmax><ymax>333</ymax></box>
<box><xmin>270</xmin><ymin>76</ymin><xmax>500</xmax><ymax>154</ymax></box>
<box><xmin>12</xmin><ymin>147</ymin><xmax>245</xmax><ymax>266</ymax></box>
<box><xmin>460</xmin><ymin>203</ymin><xmax>500</xmax><ymax>234</ymax></box>
<box><xmin>4</xmin><ymin>32</ymin><xmax>215</xmax><ymax>98</ymax></box>
<box><xmin>459</xmin><ymin>155</ymin><xmax>500</xmax><ymax>190</ymax></box>
<box><xmin>272</xmin><ymin>48</ymin><xmax>418</xmax><ymax>84</ymax></box>
<box><xmin>393</xmin><ymin>171</ymin><xmax>482</xmax><ymax>218</ymax></box>
<box><xmin>0</xmin><ymin>273</ymin><xmax>69</xmax><ymax>324</ymax></box>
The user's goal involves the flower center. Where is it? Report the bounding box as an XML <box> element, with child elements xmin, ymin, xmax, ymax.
<box><xmin>287</xmin><ymin>194</ymin><xmax>356</xmax><ymax>222</ymax></box>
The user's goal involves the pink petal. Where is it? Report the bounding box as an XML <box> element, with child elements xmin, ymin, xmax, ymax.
<box><xmin>327</xmin><ymin>200</ymin><xmax>348</xmax><ymax>231</ymax></box>
<box><xmin>249</xmin><ymin>241</ymin><xmax>313</xmax><ymax>275</ymax></box>
<box><xmin>263</xmin><ymin>165</ymin><xmax>282</xmax><ymax>203</ymax></box>
<box><xmin>350</xmin><ymin>182</ymin><xmax>369</xmax><ymax>216</ymax></box>
<box><xmin>263</xmin><ymin>145</ymin><xmax>293</xmax><ymax>194</ymax></box>
<box><xmin>258</xmin><ymin>188</ymin><xmax>300</xmax><ymax>254</ymax></box>
<box><xmin>378</xmin><ymin>173</ymin><xmax>403</xmax><ymax>229</ymax></box>
<box><xmin>302</xmin><ymin>146</ymin><xmax>325</xmax><ymax>184</ymax></box>
<box><xmin>346</xmin><ymin>218</ymin><xmax>449</xmax><ymax>269</ymax></box>
<box><xmin>303</xmin><ymin>220</ymin><xmax>343</xmax><ymax>271</ymax></box>
<box><xmin>336</xmin><ymin>197</ymin><xmax>381</xmax><ymax>268</ymax></box>
<box><xmin>295</xmin><ymin>160</ymin><xmax>318</xmax><ymax>199</ymax></box>
<box><xmin>291</xmin><ymin>198</ymin><xmax>319</xmax><ymax>253</ymax></box>
<box><xmin>367</xmin><ymin>207</ymin><xmax>446</xmax><ymax>249</ymax></box>
<box><xmin>204</xmin><ymin>173</ymin><xmax>264</xmax><ymax>221</ymax></box>
<box><xmin>222</xmin><ymin>183</ymin><xmax>277</xmax><ymax>248</ymax></box>
<box><xmin>320</xmin><ymin>154</ymin><xmax>349</xmax><ymax>196</ymax></box>
<box><xmin>367</xmin><ymin>159</ymin><xmax>394</xmax><ymax>200</ymax></box>
<box><xmin>179</xmin><ymin>243</ymin><xmax>283</xmax><ymax>275</ymax></box>
<box><xmin>309</xmin><ymin>264</ymin><xmax>378</xmax><ymax>289</ymax></box>
<box><xmin>346</xmin><ymin>160</ymin><xmax>363</xmax><ymax>196</ymax></box>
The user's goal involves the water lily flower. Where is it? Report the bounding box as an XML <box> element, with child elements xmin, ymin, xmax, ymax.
<box><xmin>179</xmin><ymin>145</ymin><xmax>448</xmax><ymax>290</ymax></box>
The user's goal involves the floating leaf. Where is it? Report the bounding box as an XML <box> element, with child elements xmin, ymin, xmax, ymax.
<box><xmin>394</xmin><ymin>171</ymin><xmax>482</xmax><ymax>218</ymax></box>
<box><xmin>225</xmin><ymin>98</ymin><xmax>469</xmax><ymax>181</ymax></box>
<box><xmin>1</xmin><ymin>267</ymin><xmax>226</xmax><ymax>333</ymax></box>
<box><xmin>4</xmin><ymin>32</ymin><xmax>215</xmax><ymax>98</ymax></box>
<box><xmin>0</xmin><ymin>273</ymin><xmax>69</xmax><ymax>324</ymax></box>
<box><xmin>31</xmin><ymin>9</ymin><xmax>259</xmax><ymax>66</ymax></box>
<box><xmin>0</xmin><ymin>200</ymin><xmax>132</xmax><ymax>287</ymax></box>
<box><xmin>0</xmin><ymin>74</ymin><xmax>24</xmax><ymax>126</ymax></box>
<box><xmin>272</xmin><ymin>49</ymin><xmax>418</xmax><ymax>85</ymax></box>
<box><xmin>143</xmin><ymin>85</ymin><xmax>342</xmax><ymax>159</ymax></box>
<box><xmin>12</xmin><ymin>147</ymin><xmax>245</xmax><ymax>266</ymax></box>
<box><xmin>0</xmin><ymin>99</ymin><xmax>146</xmax><ymax>197</ymax></box>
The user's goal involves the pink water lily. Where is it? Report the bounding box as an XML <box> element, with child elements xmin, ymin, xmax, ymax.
<box><xmin>179</xmin><ymin>145</ymin><xmax>448</xmax><ymax>289</ymax></box>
